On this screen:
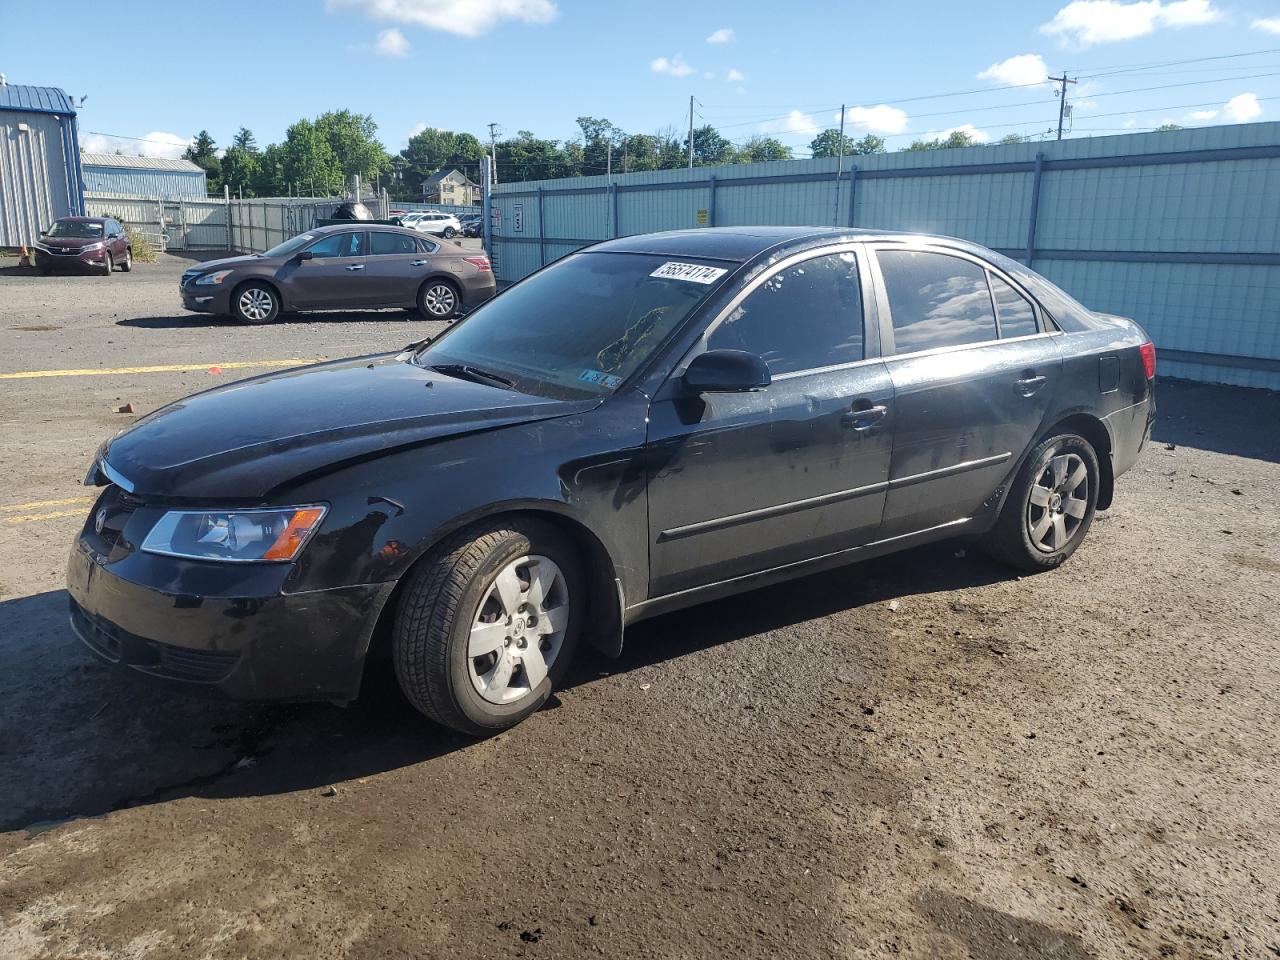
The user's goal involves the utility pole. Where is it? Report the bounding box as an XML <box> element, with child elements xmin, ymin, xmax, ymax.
<box><xmin>487</xmin><ymin>122</ymin><xmax>501</xmax><ymax>185</ymax></box>
<box><xmin>1049</xmin><ymin>73</ymin><xmax>1076</xmax><ymax>141</ymax></box>
<box><xmin>606</xmin><ymin>140</ymin><xmax>612</xmax><ymax>178</ymax></box>
<box><xmin>834</xmin><ymin>103</ymin><xmax>846</xmax><ymax>226</ymax></box>
<box><xmin>688</xmin><ymin>94</ymin><xmax>695</xmax><ymax>169</ymax></box>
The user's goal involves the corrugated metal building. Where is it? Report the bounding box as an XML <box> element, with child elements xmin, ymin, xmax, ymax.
<box><xmin>81</xmin><ymin>153</ymin><xmax>208</xmax><ymax>200</ymax></box>
<box><xmin>0</xmin><ymin>82</ymin><xmax>85</xmax><ymax>247</ymax></box>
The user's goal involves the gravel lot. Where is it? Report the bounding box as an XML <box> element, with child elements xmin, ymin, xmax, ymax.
<box><xmin>1</xmin><ymin>253</ymin><xmax>1278</xmax><ymax>960</ymax></box>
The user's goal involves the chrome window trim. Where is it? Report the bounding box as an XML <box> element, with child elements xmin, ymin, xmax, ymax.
<box><xmin>882</xmin><ymin>330</ymin><xmax>1060</xmax><ymax>365</ymax></box>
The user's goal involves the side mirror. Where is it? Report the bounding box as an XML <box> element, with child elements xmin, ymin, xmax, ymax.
<box><xmin>295</xmin><ymin>250</ymin><xmax>314</xmax><ymax>262</ymax></box>
<box><xmin>683</xmin><ymin>349</ymin><xmax>771</xmax><ymax>394</ymax></box>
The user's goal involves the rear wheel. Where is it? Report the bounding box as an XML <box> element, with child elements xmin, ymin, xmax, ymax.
<box><xmin>443</xmin><ymin>226</ymin><xmax>457</xmax><ymax>239</ymax></box>
<box><xmin>231</xmin><ymin>282</ymin><xmax>279</xmax><ymax>324</ymax></box>
<box><xmin>393</xmin><ymin>519</ymin><xmax>583</xmax><ymax>735</ymax></box>
<box><xmin>418</xmin><ymin>279</ymin><xmax>460</xmax><ymax>319</ymax></box>
<box><xmin>980</xmin><ymin>433</ymin><xmax>1100</xmax><ymax>572</ymax></box>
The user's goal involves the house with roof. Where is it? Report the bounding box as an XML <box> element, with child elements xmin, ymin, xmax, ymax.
<box><xmin>422</xmin><ymin>167</ymin><xmax>480</xmax><ymax>206</ymax></box>
<box><xmin>80</xmin><ymin>153</ymin><xmax>208</xmax><ymax>200</ymax></box>
<box><xmin>0</xmin><ymin>79</ymin><xmax>85</xmax><ymax>247</ymax></box>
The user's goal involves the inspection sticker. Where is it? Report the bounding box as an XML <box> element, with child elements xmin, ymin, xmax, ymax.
<box><xmin>650</xmin><ymin>261</ymin><xmax>728</xmax><ymax>284</ymax></box>
<box><xmin>579</xmin><ymin>369</ymin><xmax>623</xmax><ymax>388</ymax></box>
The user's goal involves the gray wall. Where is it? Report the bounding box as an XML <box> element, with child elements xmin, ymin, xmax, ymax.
<box><xmin>0</xmin><ymin>109</ymin><xmax>79</xmax><ymax>247</ymax></box>
<box><xmin>82</xmin><ymin>166</ymin><xmax>207</xmax><ymax>201</ymax></box>
<box><xmin>489</xmin><ymin>123</ymin><xmax>1280</xmax><ymax>390</ymax></box>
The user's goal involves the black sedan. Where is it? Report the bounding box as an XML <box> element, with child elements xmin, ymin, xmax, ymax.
<box><xmin>69</xmin><ymin>227</ymin><xmax>1155</xmax><ymax>734</ymax></box>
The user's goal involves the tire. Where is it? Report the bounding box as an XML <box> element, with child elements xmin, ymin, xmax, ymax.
<box><xmin>119</xmin><ymin>248</ymin><xmax>133</xmax><ymax>272</ymax></box>
<box><xmin>392</xmin><ymin>519</ymin><xmax>584</xmax><ymax>735</ymax></box>
<box><xmin>101</xmin><ymin>253</ymin><xmax>114</xmax><ymax>276</ymax></box>
<box><xmin>418</xmin><ymin>278</ymin><xmax>460</xmax><ymax>319</ymax></box>
<box><xmin>443</xmin><ymin>226</ymin><xmax>456</xmax><ymax>239</ymax></box>
<box><xmin>231</xmin><ymin>282</ymin><xmax>280</xmax><ymax>325</ymax></box>
<box><xmin>980</xmin><ymin>433</ymin><xmax>1100</xmax><ymax>572</ymax></box>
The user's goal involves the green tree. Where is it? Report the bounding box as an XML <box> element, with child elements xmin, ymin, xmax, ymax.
<box><xmin>851</xmin><ymin>134</ymin><xmax>886</xmax><ymax>155</ymax></box>
<box><xmin>398</xmin><ymin>127</ymin><xmax>485</xmax><ymax>196</ymax></box>
<box><xmin>314</xmin><ymin>109</ymin><xmax>390</xmax><ymax>184</ymax></box>
<box><xmin>496</xmin><ymin>131</ymin><xmax>576</xmax><ymax>181</ymax></box>
<box><xmin>183</xmin><ymin>129</ymin><xmax>221</xmax><ymax>190</ymax></box>
<box><xmin>809</xmin><ymin>128</ymin><xmax>856</xmax><ymax>158</ymax></box>
<box><xmin>252</xmin><ymin>143</ymin><xmax>286</xmax><ymax>196</ymax></box>
<box><xmin>220</xmin><ymin>144</ymin><xmax>261</xmax><ymax>197</ymax></box>
<box><xmin>280</xmin><ymin>119</ymin><xmax>343</xmax><ymax>195</ymax></box>
<box><xmin>999</xmin><ymin>132</ymin><xmax>1026</xmax><ymax>144</ymax></box>
<box><xmin>232</xmin><ymin>127</ymin><xmax>258</xmax><ymax>152</ymax></box>
<box><xmin>686</xmin><ymin>124</ymin><xmax>735</xmax><ymax>166</ymax></box>
<box><xmin>1156</xmin><ymin>122</ymin><xmax>1183</xmax><ymax>132</ymax></box>
<box><xmin>904</xmin><ymin>129</ymin><xmax>982</xmax><ymax>152</ymax></box>
<box><xmin>735</xmin><ymin>135</ymin><xmax>792</xmax><ymax>163</ymax></box>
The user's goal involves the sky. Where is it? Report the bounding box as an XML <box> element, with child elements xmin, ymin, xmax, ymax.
<box><xmin>2</xmin><ymin>0</ymin><xmax>1279</xmax><ymax>160</ymax></box>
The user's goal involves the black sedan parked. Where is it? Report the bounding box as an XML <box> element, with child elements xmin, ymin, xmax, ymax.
<box><xmin>69</xmin><ymin>227</ymin><xmax>1154</xmax><ymax>734</ymax></box>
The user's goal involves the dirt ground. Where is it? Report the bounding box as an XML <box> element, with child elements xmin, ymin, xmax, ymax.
<box><xmin>1</xmin><ymin>253</ymin><xmax>1278</xmax><ymax>959</ymax></box>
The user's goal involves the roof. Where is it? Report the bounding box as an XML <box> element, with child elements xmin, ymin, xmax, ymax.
<box><xmin>80</xmin><ymin>152</ymin><xmax>205</xmax><ymax>173</ymax></box>
<box><xmin>0</xmin><ymin>83</ymin><xmax>77</xmax><ymax>116</ymax></box>
<box><xmin>591</xmin><ymin>226</ymin><xmax>901</xmax><ymax>262</ymax></box>
<box><xmin>423</xmin><ymin>167</ymin><xmax>479</xmax><ymax>187</ymax></box>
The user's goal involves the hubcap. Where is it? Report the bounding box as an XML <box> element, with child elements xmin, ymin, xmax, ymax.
<box><xmin>239</xmin><ymin>288</ymin><xmax>273</xmax><ymax>321</ymax></box>
<box><xmin>423</xmin><ymin>284</ymin><xmax>456</xmax><ymax>317</ymax></box>
<box><xmin>468</xmin><ymin>554</ymin><xmax>569</xmax><ymax>705</ymax></box>
<box><xmin>1027</xmin><ymin>451</ymin><xmax>1089</xmax><ymax>553</ymax></box>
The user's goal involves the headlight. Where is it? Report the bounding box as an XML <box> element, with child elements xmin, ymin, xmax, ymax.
<box><xmin>82</xmin><ymin>241</ymin><xmax>105</xmax><ymax>252</ymax></box>
<box><xmin>33</xmin><ymin>241</ymin><xmax>51</xmax><ymax>252</ymax></box>
<box><xmin>194</xmin><ymin>270</ymin><xmax>234</xmax><ymax>286</ymax></box>
<box><xmin>141</xmin><ymin>506</ymin><xmax>327</xmax><ymax>563</ymax></box>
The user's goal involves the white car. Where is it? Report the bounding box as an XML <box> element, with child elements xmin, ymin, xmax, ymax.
<box><xmin>403</xmin><ymin>211</ymin><xmax>462</xmax><ymax>239</ymax></box>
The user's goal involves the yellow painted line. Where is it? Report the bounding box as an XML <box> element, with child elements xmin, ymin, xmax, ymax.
<box><xmin>2</xmin><ymin>509</ymin><xmax>86</xmax><ymax>525</ymax></box>
<box><xmin>0</xmin><ymin>495</ymin><xmax>95</xmax><ymax>513</ymax></box>
<box><xmin>0</xmin><ymin>358</ymin><xmax>323</xmax><ymax>381</ymax></box>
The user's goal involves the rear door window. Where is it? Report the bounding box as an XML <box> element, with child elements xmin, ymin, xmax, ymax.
<box><xmin>369</xmin><ymin>231</ymin><xmax>418</xmax><ymax>256</ymax></box>
<box><xmin>878</xmin><ymin>250</ymin><xmax>998</xmax><ymax>354</ymax></box>
<box><xmin>989</xmin><ymin>273</ymin><xmax>1039</xmax><ymax>338</ymax></box>
<box><xmin>706</xmin><ymin>251</ymin><xmax>864</xmax><ymax>375</ymax></box>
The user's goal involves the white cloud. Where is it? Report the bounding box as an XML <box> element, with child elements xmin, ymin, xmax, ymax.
<box><xmin>375</xmin><ymin>27</ymin><xmax>411</xmax><ymax>56</ymax></box>
<box><xmin>706</xmin><ymin>27</ymin><xmax>734</xmax><ymax>43</ymax></box>
<box><xmin>1041</xmin><ymin>0</ymin><xmax>1220</xmax><ymax>46</ymax></box>
<box><xmin>651</xmin><ymin>53</ymin><xmax>695</xmax><ymax>77</ymax></box>
<box><xmin>920</xmin><ymin>124</ymin><xmax>991</xmax><ymax>144</ymax></box>
<box><xmin>1253</xmin><ymin>16</ymin><xmax>1280</xmax><ymax>33</ymax></box>
<box><xmin>727</xmin><ymin>67</ymin><xmax>746</xmax><ymax>82</ymax></box>
<box><xmin>759</xmin><ymin>110</ymin><xmax>821</xmax><ymax>136</ymax></box>
<box><xmin>833</xmin><ymin>104</ymin><xmax>910</xmax><ymax>135</ymax></box>
<box><xmin>1187</xmin><ymin>109</ymin><xmax>1219</xmax><ymax>121</ymax></box>
<box><xmin>80</xmin><ymin>130</ymin><xmax>192</xmax><ymax>159</ymax></box>
<box><xmin>1224</xmin><ymin>92</ymin><xmax>1262</xmax><ymax>122</ymax></box>
<box><xmin>978</xmin><ymin>53</ymin><xmax>1050</xmax><ymax>88</ymax></box>
<box><xmin>327</xmin><ymin>0</ymin><xmax>557</xmax><ymax>38</ymax></box>
<box><xmin>703</xmin><ymin>71</ymin><xmax>715</xmax><ymax>80</ymax></box>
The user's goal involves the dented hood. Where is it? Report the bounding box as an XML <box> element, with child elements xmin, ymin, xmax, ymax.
<box><xmin>99</xmin><ymin>354</ymin><xmax>595</xmax><ymax>499</ymax></box>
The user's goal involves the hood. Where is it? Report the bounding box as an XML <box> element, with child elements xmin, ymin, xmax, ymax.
<box><xmin>99</xmin><ymin>355</ymin><xmax>596</xmax><ymax>499</ymax></box>
<box><xmin>185</xmin><ymin>253</ymin><xmax>262</xmax><ymax>273</ymax></box>
<box><xmin>39</xmin><ymin>234</ymin><xmax>103</xmax><ymax>249</ymax></box>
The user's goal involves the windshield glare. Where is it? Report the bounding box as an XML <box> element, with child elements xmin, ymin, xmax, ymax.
<box><xmin>45</xmin><ymin>220</ymin><xmax>103</xmax><ymax>238</ymax></box>
<box><xmin>262</xmin><ymin>233</ymin><xmax>316</xmax><ymax>258</ymax></box>
<box><xmin>417</xmin><ymin>252</ymin><xmax>731</xmax><ymax>400</ymax></box>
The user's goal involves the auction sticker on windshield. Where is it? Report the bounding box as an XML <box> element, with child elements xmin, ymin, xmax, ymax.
<box><xmin>649</xmin><ymin>262</ymin><xmax>728</xmax><ymax>284</ymax></box>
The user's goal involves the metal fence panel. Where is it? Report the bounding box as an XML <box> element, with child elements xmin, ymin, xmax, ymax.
<box><xmin>489</xmin><ymin>122</ymin><xmax>1280</xmax><ymax>389</ymax></box>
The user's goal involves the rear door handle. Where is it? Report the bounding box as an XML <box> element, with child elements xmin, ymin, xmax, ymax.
<box><xmin>345</xmin><ymin>263</ymin><xmax>365</xmax><ymax>271</ymax></box>
<box><xmin>1014</xmin><ymin>372</ymin><xmax>1047</xmax><ymax>396</ymax></box>
<box><xmin>841</xmin><ymin>402</ymin><xmax>888</xmax><ymax>431</ymax></box>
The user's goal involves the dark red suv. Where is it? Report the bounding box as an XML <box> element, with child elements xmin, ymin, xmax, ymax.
<box><xmin>33</xmin><ymin>217</ymin><xmax>133</xmax><ymax>275</ymax></box>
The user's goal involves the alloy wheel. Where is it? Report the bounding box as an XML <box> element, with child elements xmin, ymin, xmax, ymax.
<box><xmin>238</xmin><ymin>287</ymin><xmax>274</xmax><ymax>322</ymax></box>
<box><xmin>467</xmin><ymin>554</ymin><xmax>569</xmax><ymax>705</ymax></box>
<box><xmin>1026</xmin><ymin>451</ymin><xmax>1089</xmax><ymax>552</ymax></box>
<box><xmin>422</xmin><ymin>283</ymin><xmax>457</xmax><ymax>317</ymax></box>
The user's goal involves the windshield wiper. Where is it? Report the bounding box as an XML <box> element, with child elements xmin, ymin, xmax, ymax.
<box><xmin>430</xmin><ymin>363</ymin><xmax>515</xmax><ymax>389</ymax></box>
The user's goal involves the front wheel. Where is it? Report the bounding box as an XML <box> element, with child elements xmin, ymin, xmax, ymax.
<box><xmin>231</xmin><ymin>282</ymin><xmax>280</xmax><ymax>324</ymax></box>
<box><xmin>100</xmin><ymin>253</ymin><xmax>114</xmax><ymax>276</ymax></box>
<box><xmin>443</xmin><ymin>226</ymin><xmax>457</xmax><ymax>239</ymax></box>
<box><xmin>980</xmin><ymin>433</ymin><xmax>1100</xmax><ymax>572</ymax></box>
<box><xmin>393</xmin><ymin>520</ymin><xmax>584</xmax><ymax>735</ymax></box>
<box><xmin>119</xmin><ymin>248</ymin><xmax>133</xmax><ymax>272</ymax></box>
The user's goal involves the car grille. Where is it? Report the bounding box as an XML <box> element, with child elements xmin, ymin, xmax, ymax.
<box><xmin>181</xmin><ymin>270</ymin><xmax>201</xmax><ymax>288</ymax></box>
<box><xmin>85</xmin><ymin>486</ymin><xmax>143</xmax><ymax>560</ymax></box>
<box><xmin>70</xmin><ymin>599</ymin><xmax>241</xmax><ymax>683</ymax></box>
<box><xmin>47</xmin><ymin>246</ymin><xmax>84</xmax><ymax>256</ymax></box>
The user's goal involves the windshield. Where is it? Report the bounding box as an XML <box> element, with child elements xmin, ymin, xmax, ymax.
<box><xmin>261</xmin><ymin>232</ymin><xmax>317</xmax><ymax>258</ymax></box>
<box><xmin>416</xmin><ymin>252</ymin><xmax>732</xmax><ymax>400</ymax></box>
<box><xmin>45</xmin><ymin>220</ymin><xmax>103</xmax><ymax>238</ymax></box>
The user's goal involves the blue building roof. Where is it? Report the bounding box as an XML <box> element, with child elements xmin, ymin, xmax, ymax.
<box><xmin>0</xmin><ymin>83</ymin><xmax>78</xmax><ymax>116</ymax></box>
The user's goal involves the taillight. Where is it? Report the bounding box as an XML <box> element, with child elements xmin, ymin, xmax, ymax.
<box><xmin>462</xmin><ymin>256</ymin><xmax>491</xmax><ymax>271</ymax></box>
<box><xmin>1139</xmin><ymin>341</ymin><xmax>1156</xmax><ymax>379</ymax></box>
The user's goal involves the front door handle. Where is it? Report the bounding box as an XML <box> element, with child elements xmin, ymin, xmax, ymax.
<box><xmin>345</xmin><ymin>263</ymin><xmax>365</xmax><ymax>271</ymax></box>
<box><xmin>411</xmin><ymin>259</ymin><xmax>430</xmax><ymax>266</ymax></box>
<box><xmin>841</xmin><ymin>402</ymin><xmax>888</xmax><ymax>431</ymax></box>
